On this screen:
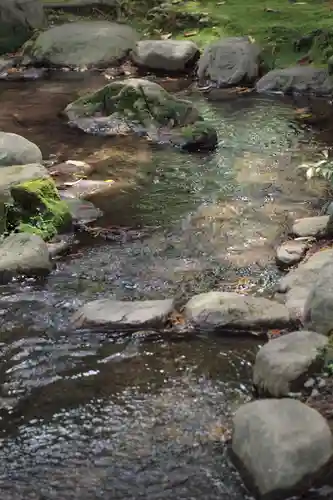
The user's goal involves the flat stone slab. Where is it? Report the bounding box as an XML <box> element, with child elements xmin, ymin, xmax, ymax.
<box><xmin>292</xmin><ymin>216</ymin><xmax>333</xmax><ymax>238</ymax></box>
<box><xmin>231</xmin><ymin>399</ymin><xmax>333</xmax><ymax>499</ymax></box>
<box><xmin>253</xmin><ymin>330</ymin><xmax>328</xmax><ymax>397</ymax></box>
<box><xmin>184</xmin><ymin>291</ymin><xmax>292</xmax><ymax>333</ymax></box>
<box><xmin>71</xmin><ymin>298</ymin><xmax>174</xmax><ymax>330</ymax></box>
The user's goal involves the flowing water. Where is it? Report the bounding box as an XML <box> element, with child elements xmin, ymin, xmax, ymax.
<box><xmin>0</xmin><ymin>73</ymin><xmax>332</xmax><ymax>499</ymax></box>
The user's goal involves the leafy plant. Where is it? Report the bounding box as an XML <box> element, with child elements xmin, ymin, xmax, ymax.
<box><xmin>298</xmin><ymin>150</ymin><xmax>333</xmax><ymax>181</ymax></box>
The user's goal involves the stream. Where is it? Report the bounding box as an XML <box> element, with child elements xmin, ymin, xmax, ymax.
<box><xmin>0</xmin><ymin>73</ymin><xmax>332</xmax><ymax>499</ymax></box>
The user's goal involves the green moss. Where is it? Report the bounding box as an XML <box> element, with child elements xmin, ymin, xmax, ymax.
<box><xmin>11</xmin><ymin>178</ymin><xmax>71</xmax><ymax>241</ymax></box>
<box><xmin>142</xmin><ymin>0</ymin><xmax>333</xmax><ymax>69</ymax></box>
<box><xmin>66</xmin><ymin>80</ymin><xmax>199</xmax><ymax>127</ymax></box>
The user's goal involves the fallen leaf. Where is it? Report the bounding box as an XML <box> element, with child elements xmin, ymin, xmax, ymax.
<box><xmin>184</xmin><ymin>30</ymin><xmax>198</xmax><ymax>37</ymax></box>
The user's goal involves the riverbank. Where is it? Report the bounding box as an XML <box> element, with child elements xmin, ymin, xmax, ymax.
<box><xmin>42</xmin><ymin>0</ymin><xmax>333</xmax><ymax>69</ymax></box>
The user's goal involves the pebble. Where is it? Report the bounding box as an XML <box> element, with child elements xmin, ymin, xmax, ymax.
<box><xmin>304</xmin><ymin>377</ymin><xmax>315</xmax><ymax>389</ymax></box>
<box><xmin>310</xmin><ymin>388</ymin><xmax>320</xmax><ymax>398</ymax></box>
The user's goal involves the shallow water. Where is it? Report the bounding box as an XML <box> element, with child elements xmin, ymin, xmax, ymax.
<box><xmin>0</xmin><ymin>74</ymin><xmax>332</xmax><ymax>499</ymax></box>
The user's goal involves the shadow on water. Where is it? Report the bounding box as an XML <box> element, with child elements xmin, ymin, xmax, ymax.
<box><xmin>0</xmin><ymin>72</ymin><xmax>333</xmax><ymax>499</ymax></box>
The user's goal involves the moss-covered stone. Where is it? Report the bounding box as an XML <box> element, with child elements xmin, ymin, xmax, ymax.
<box><xmin>64</xmin><ymin>78</ymin><xmax>217</xmax><ymax>150</ymax></box>
<box><xmin>11</xmin><ymin>177</ymin><xmax>72</xmax><ymax>240</ymax></box>
<box><xmin>65</xmin><ymin>78</ymin><xmax>200</xmax><ymax>128</ymax></box>
<box><xmin>0</xmin><ymin>164</ymin><xmax>71</xmax><ymax>240</ymax></box>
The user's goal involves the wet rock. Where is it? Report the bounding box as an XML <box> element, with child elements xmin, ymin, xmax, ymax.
<box><xmin>60</xmin><ymin>179</ymin><xmax>116</xmax><ymax>208</ymax></box>
<box><xmin>131</xmin><ymin>40</ymin><xmax>200</xmax><ymax>72</ymax></box>
<box><xmin>0</xmin><ymin>233</ymin><xmax>52</xmax><ymax>282</ymax></box>
<box><xmin>0</xmin><ymin>0</ymin><xmax>45</xmax><ymax>55</ymax></box>
<box><xmin>49</xmin><ymin>160</ymin><xmax>95</xmax><ymax>186</ymax></box>
<box><xmin>0</xmin><ymin>163</ymin><xmax>71</xmax><ymax>240</ymax></box>
<box><xmin>276</xmin><ymin>239</ymin><xmax>309</xmax><ymax>268</ymax></box>
<box><xmin>303</xmin><ymin>262</ymin><xmax>333</xmax><ymax>335</ymax></box>
<box><xmin>0</xmin><ymin>66</ymin><xmax>47</xmax><ymax>81</ymax></box>
<box><xmin>27</xmin><ymin>21</ymin><xmax>139</xmax><ymax>69</ymax></box>
<box><xmin>184</xmin><ymin>291</ymin><xmax>291</xmax><ymax>333</ymax></box>
<box><xmin>253</xmin><ymin>330</ymin><xmax>328</xmax><ymax>397</ymax></box>
<box><xmin>64</xmin><ymin>78</ymin><xmax>216</xmax><ymax>151</ymax></box>
<box><xmin>47</xmin><ymin>234</ymin><xmax>75</xmax><ymax>258</ymax></box>
<box><xmin>71</xmin><ymin>299</ymin><xmax>174</xmax><ymax>330</ymax></box>
<box><xmin>231</xmin><ymin>399</ymin><xmax>333</xmax><ymax>499</ymax></box>
<box><xmin>256</xmin><ymin>66</ymin><xmax>333</xmax><ymax>96</ymax></box>
<box><xmin>60</xmin><ymin>197</ymin><xmax>102</xmax><ymax>225</ymax></box>
<box><xmin>197</xmin><ymin>37</ymin><xmax>260</xmax><ymax>88</ymax></box>
<box><xmin>0</xmin><ymin>132</ymin><xmax>42</xmax><ymax>166</ymax></box>
<box><xmin>276</xmin><ymin>248</ymin><xmax>333</xmax><ymax>321</ymax></box>
<box><xmin>292</xmin><ymin>216</ymin><xmax>333</xmax><ymax>238</ymax></box>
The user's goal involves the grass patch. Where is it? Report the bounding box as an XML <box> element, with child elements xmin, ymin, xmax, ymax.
<box><xmin>40</xmin><ymin>0</ymin><xmax>333</xmax><ymax>68</ymax></box>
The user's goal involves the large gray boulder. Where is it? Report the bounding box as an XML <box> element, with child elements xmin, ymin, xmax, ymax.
<box><xmin>27</xmin><ymin>21</ymin><xmax>140</xmax><ymax>68</ymax></box>
<box><xmin>253</xmin><ymin>330</ymin><xmax>328</xmax><ymax>397</ymax></box>
<box><xmin>184</xmin><ymin>291</ymin><xmax>291</xmax><ymax>334</ymax></box>
<box><xmin>256</xmin><ymin>66</ymin><xmax>333</xmax><ymax>96</ymax></box>
<box><xmin>276</xmin><ymin>248</ymin><xmax>333</xmax><ymax>321</ymax></box>
<box><xmin>0</xmin><ymin>132</ymin><xmax>42</xmax><ymax>166</ymax></box>
<box><xmin>197</xmin><ymin>37</ymin><xmax>260</xmax><ymax>87</ymax></box>
<box><xmin>231</xmin><ymin>399</ymin><xmax>333</xmax><ymax>499</ymax></box>
<box><xmin>304</xmin><ymin>261</ymin><xmax>333</xmax><ymax>335</ymax></box>
<box><xmin>71</xmin><ymin>299</ymin><xmax>174</xmax><ymax>330</ymax></box>
<box><xmin>0</xmin><ymin>0</ymin><xmax>45</xmax><ymax>55</ymax></box>
<box><xmin>0</xmin><ymin>233</ymin><xmax>53</xmax><ymax>282</ymax></box>
<box><xmin>131</xmin><ymin>40</ymin><xmax>199</xmax><ymax>72</ymax></box>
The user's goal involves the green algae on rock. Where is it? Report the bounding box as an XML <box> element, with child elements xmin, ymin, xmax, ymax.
<box><xmin>0</xmin><ymin>164</ymin><xmax>71</xmax><ymax>240</ymax></box>
<box><xmin>64</xmin><ymin>78</ymin><xmax>217</xmax><ymax>151</ymax></box>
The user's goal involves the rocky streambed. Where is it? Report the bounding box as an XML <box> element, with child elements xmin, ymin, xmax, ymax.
<box><xmin>1</xmin><ymin>2</ymin><xmax>333</xmax><ymax>499</ymax></box>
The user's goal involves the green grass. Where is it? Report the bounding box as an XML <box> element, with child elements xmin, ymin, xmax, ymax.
<box><xmin>41</xmin><ymin>0</ymin><xmax>333</xmax><ymax>69</ymax></box>
<box><xmin>167</xmin><ymin>0</ymin><xmax>333</xmax><ymax>68</ymax></box>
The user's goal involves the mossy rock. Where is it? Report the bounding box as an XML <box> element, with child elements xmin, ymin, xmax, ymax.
<box><xmin>0</xmin><ymin>164</ymin><xmax>71</xmax><ymax>240</ymax></box>
<box><xmin>173</xmin><ymin>121</ymin><xmax>218</xmax><ymax>151</ymax></box>
<box><xmin>65</xmin><ymin>78</ymin><xmax>200</xmax><ymax>128</ymax></box>
<box><xmin>64</xmin><ymin>78</ymin><xmax>217</xmax><ymax>150</ymax></box>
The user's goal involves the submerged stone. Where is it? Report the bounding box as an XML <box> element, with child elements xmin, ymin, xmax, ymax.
<box><xmin>71</xmin><ymin>298</ymin><xmax>174</xmax><ymax>330</ymax></box>
<box><xmin>64</xmin><ymin>78</ymin><xmax>217</xmax><ymax>152</ymax></box>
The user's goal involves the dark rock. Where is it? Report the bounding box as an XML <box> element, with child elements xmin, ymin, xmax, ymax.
<box><xmin>197</xmin><ymin>37</ymin><xmax>260</xmax><ymax>88</ymax></box>
<box><xmin>256</xmin><ymin>66</ymin><xmax>333</xmax><ymax>96</ymax></box>
<box><xmin>0</xmin><ymin>0</ymin><xmax>45</xmax><ymax>55</ymax></box>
